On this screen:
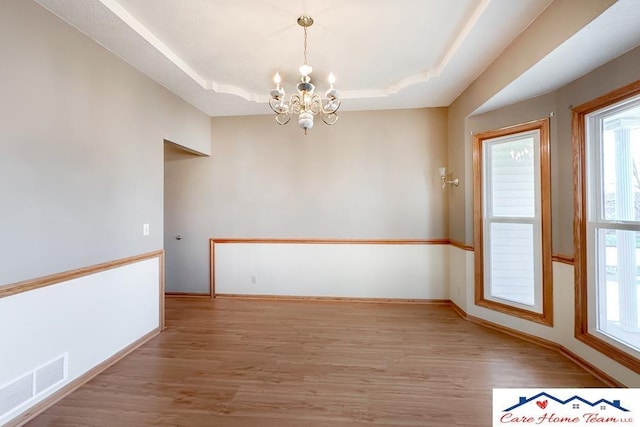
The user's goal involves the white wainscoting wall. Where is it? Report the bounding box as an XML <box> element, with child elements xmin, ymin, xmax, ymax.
<box><xmin>214</xmin><ymin>241</ymin><xmax>449</xmax><ymax>300</ymax></box>
<box><xmin>0</xmin><ymin>256</ymin><xmax>161</xmax><ymax>426</ymax></box>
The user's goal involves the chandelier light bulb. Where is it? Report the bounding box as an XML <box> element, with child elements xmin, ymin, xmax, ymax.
<box><xmin>271</xmin><ymin>72</ymin><xmax>284</xmax><ymax>98</ymax></box>
<box><xmin>325</xmin><ymin>72</ymin><xmax>338</xmax><ymax>99</ymax></box>
<box><xmin>299</xmin><ymin>64</ymin><xmax>313</xmax><ymax>77</ymax></box>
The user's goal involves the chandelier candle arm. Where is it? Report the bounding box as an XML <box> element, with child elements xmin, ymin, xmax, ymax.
<box><xmin>269</xmin><ymin>15</ymin><xmax>341</xmax><ymax>134</ymax></box>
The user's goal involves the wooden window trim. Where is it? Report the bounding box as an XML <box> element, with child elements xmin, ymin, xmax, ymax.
<box><xmin>473</xmin><ymin>118</ymin><xmax>553</xmax><ymax>326</ymax></box>
<box><xmin>572</xmin><ymin>80</ymin><xmax>640</xmax><ymax>374</ymax></box>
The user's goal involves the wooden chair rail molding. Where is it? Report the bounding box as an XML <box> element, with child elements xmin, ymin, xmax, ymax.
<box><xmin>0</xmin><ymin>250</ymin><xmax>166</xmax><ymax>334</ymax></box>
<box><xmin>449</xmin><ymin>239</ymin><xmax>474</xmax><ymax>251</ymax></box>
<box><xmin>208</xmin><ymin>238</ymin><xmax>451</xmax><ymax>299</ymax></box>
<box><xmin>1</xmin><ymin>250</ymin><xmax>166</xmax><ymax>426</ymax></box>
<box><xmin>443</xmin><ymin>239</ymin><xmax>575</xmax><ymax>266</ymax></box>
<box><xmin>204</xmin><ymin>238</ymin><xmax>577</xmax><ymax>298</ymax></box>
<box><xmin>551</xmin><ymin>254</ymin><xmax>574</xmax><ymax>265</ymax></box>
<box><xmin>0</xmin><ymin>250</ymin><xmax>165</xmax><ymax>299</ymax></box>
<box><xmin>210</xmin><ymin>238</ymin><xmax>449</xmax><ymax>245</ymax></box>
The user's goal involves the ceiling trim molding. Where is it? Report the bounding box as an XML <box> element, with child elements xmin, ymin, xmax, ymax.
<box><xmin>37</xmin><ymin>0</ymin><xmax>634</xmax><ymax>116</ymax></box>
<box><xmin>98</xmin><ymin>0</ymin><xmax>206</xmax><ymax>88</ymax></box>
<box><xmin>99</xmin><ymin>0</ymin><xmax>260</xmax><ymax>102</ymax></box>
<box><xmin>386</xmin><ymin>0</ymin><xmax>491</xmax><ymax>96</ymax></box>
<box><xmin>98</xmin><ymin>0</ymin><xmax>492</xmax><ymax>104</ymax></box>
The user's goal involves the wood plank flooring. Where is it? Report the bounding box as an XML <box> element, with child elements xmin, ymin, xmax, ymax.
<box><xmin>27</xmin><ymin>298</ymin><xmax>604</xmax><ymax>426</ymax></box>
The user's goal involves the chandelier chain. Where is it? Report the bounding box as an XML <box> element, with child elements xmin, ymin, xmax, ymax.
<box><xmin>303</xmin><ymin>26</ymin><xmax>308</xmax><ymax>65</ymax></box>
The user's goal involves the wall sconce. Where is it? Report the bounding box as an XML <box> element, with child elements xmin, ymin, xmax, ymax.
<box><xmin>439</xmin><ymin>166</ymin><xmax>459</xmax><ymax>189</ymax></box>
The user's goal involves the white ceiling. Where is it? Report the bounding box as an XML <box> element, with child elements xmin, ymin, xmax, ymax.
<box><xmin>33</xmin><ymin>0</ymin><xmax>640</xmax><ymax>117</ymax></box>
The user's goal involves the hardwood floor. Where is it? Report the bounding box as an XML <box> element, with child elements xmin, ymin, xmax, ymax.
<box><xmin>27</xmin><ymin>298</ymin><xmax>604</xmax><ymax>426</ymax></box>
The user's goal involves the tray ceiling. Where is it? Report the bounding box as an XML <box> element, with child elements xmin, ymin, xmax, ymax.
<box><xmin>33</xmin><ymin>0</ymin><xmax>640</xmax><ymax>117</ymax></box>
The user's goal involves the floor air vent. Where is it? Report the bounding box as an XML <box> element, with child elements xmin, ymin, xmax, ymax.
<box><xmin>35</xmin><ymin>355</ymin><xmax>66</xmax><ymax>394</ymax></box>
<box><xmin>0</xmin><ymin>373</ymin><xmax>34</xmax><ymax>418</ymax></box>
<box><xmin>0</xmin><ymin>354</ymin><xmax>67</xmax><ymax>419</ymax></box>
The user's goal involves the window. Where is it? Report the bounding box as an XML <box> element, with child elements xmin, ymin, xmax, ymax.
<box><xmin>473</xmin><ymin>119</ymin><xmax>552</xmax><ymax>325</ymax></box>
<box><xmin>574</xmin><ymin>81</ymin><xmax>640</xmax><ymax>373</ymax></box>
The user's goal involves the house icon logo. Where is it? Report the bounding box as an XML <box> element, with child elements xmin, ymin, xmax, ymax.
<box><xmin>504</xmin><ymin>391</ymin><xmax>630</xmax><ymax>412</ymax></box>
<box><xmin>492</xmin><ymin>388</ymin><xmax>639</xmax><ymax>426</ymax></box>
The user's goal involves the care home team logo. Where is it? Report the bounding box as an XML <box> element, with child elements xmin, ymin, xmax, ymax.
<box><xmin>493</xmin><ymin>389</ymin><xmax>639</xmax><ymax>426</ymax></box>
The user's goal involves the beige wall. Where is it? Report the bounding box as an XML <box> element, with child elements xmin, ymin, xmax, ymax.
<box><xmin>0</xmin><ymin>0</ymin><xmax>210</xmax><ymax>285</ymax></box>
<box><xmin>0</xmin><ymin>2</ymin><xmax>210</xmax><ymax>422</ymax></box>
<box><xmin>447</xmin><ymin>0</ymin><xmax>616</xmax><ymax>244</ymax></box>
<box><xmin>466</xmin><ymin>45</ymin><xmax>640</xmax><ymax>255</ymax></box>
<box><xmin>552</xmin><ymin>46</ymin><xmax>640</xmax><ymax>253</ymax></box>
<box><xmin>164</xmin><ymin>109</ymin><xmax>448</xmax><ymax>292</ymax></box>
<box><xmin>449</xmin><ymin>29</ymin><xmax>640</xmax><ymax>387</ymax></box>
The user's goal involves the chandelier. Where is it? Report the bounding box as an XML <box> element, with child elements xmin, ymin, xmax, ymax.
<box><xmin>269</xmin><ymin>15</ymin><xmax>341</xmax><ymax>135</ymax></box>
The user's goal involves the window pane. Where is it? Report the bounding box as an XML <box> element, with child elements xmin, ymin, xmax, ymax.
<box><xmin>488</xmin><ymin>136</ymin><xmax>535</xmax><ymax>217</ymax></box>
<box><xmin>489</xmin><ymin>222</ymin><xmax>535</xmax><ymax>306</ymax></box>
<box><xmin>601</xmin><ymin>108</ymin><xmax>640</xmax><ymax>221</ymax></box>
<box><xmin>476</xmin><ymin>120</ymin><xmax>550</xmax><ymax>324</ymax></box>
<box><xmin>596</xmin><ymin>228</ymin><xmax>640</xmax><ymax>352</ymax></box>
